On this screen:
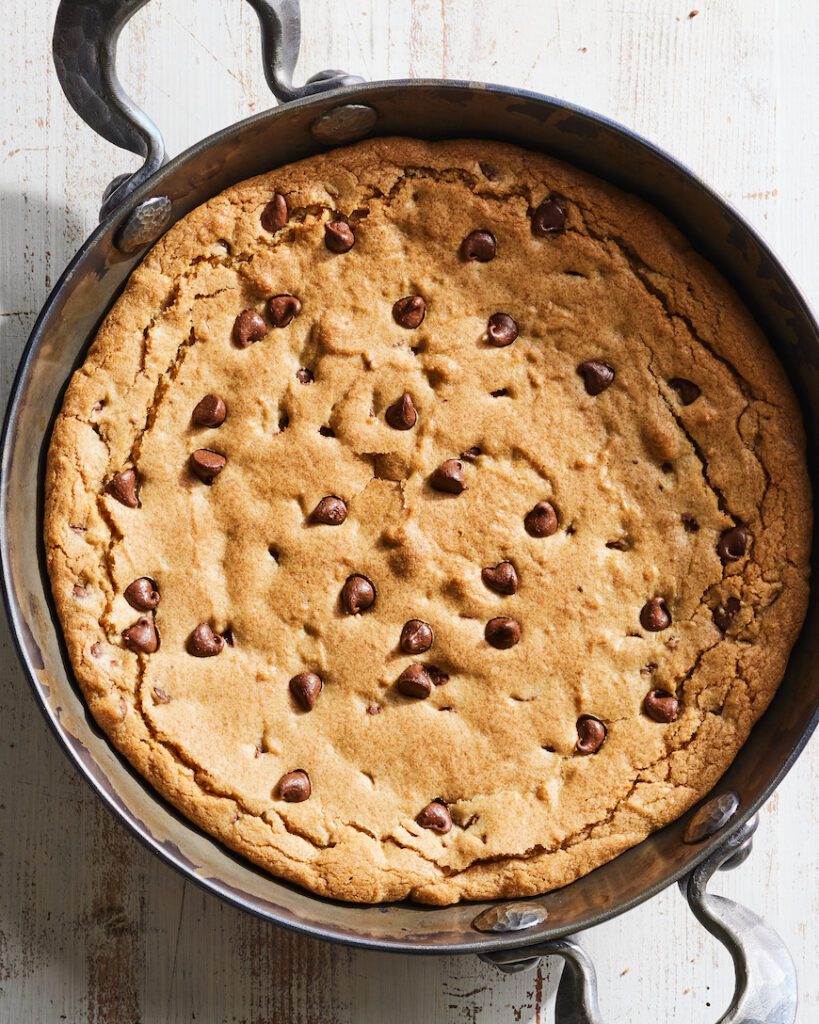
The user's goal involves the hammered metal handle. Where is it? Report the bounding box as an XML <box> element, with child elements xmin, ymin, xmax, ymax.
<box><xmin>481</xmin><ymin>816</ymin><xmax>796</xmax><ymax>1024</ymax></box>
<box><xmin>52</xmin><ymin>0</ymin><xmax>362</xmax><ymax>219</ymax></box>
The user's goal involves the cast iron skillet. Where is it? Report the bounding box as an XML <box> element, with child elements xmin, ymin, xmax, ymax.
<box><xmin>2</xmin><ymin>2</ymin><xmax>817</xmax><ymax>1021</ymax></box>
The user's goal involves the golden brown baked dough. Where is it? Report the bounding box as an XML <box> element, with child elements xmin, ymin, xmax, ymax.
<box><xmin>44</xmin><ymin>138</ymin><xmax>811</xmax><ymax>904</ymax></box>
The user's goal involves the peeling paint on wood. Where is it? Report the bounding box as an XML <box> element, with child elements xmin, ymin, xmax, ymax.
<box><xmin>1</xmin><ymin>0</ymin><xmax>817</xmax><ymax>1021</ymax></box>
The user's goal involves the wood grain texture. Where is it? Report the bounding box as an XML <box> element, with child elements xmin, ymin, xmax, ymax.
<box><xmin>0</xmin><ymin>0</ymin><xmax>817</xmax><ymax>1020</ymax></box>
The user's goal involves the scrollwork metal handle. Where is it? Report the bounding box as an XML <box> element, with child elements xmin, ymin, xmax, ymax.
<box><xmin>481</xmin><ymin>816</ymin><xmax>797</xmax><ymax>1024</ymax></box>
<box><xmin>52</xmin><ymin>0</ymin><xmax>362</xmax><ymax>220</ymax></box>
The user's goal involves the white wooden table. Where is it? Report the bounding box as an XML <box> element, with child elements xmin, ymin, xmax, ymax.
<box><xmin>1</xmin><ymin>1</ymin><xmax>817</xmax><ymax>1020</ymax></box>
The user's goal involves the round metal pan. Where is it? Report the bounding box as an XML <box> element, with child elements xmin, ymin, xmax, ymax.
<box><xmin>2</xmin><ymin>2</ymin><xmax>817</xmax><ymax>1014</ymax></box>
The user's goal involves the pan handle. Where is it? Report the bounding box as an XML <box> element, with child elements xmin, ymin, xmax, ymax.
<box><xmin>52</xmin><ymin>0</ymin><xmax>363</xmax><ymax>220</ymax></box>
<box><xmin>481</xmin><ymin>815</ymin><xmax>797</xmax><ymax>1024</ymax></box>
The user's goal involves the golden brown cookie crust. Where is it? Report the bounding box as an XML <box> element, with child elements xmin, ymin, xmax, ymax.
<box><xmin>44</xmin><ymin>138</ymin><xmax>811</xmax><ymax>904</ymax></box>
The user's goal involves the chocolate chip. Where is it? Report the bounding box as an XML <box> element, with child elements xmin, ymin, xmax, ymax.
<box><xmin>192</xmin><ymin>394</ymin><xmax>227</xmax><ymax>428</ymax></box>
<box><xmin>233</xmin><ymin>309</ymin><xmax>267</xmax><ymax>348</ymax></box>
<box><xmin>531</xmin><ymin>198</ymin><xmax>566</xmax><ymax>236</ymax></box>
<box><xmin>524</xmin><ymin>501</ymin><xmax>558</xmax><ymax>537</ymax></box>
<box><xmin>396</xmin><ymin>664</ymin><xmax>433</xmax><ymax>699</ymax></box>
<box><xmin>393</xmin><ymin>295</ymin><xmax>426</xmax><ymax>329</ymax></box>
<box><xmin>366</xmin><ymin>704</ymin><xmax>382</xmax><ymax>715</ymax></box>
<box><xmin>400</xmin><ymin>619</ymin><xmax>434</xmax><ymax>654</ymax></box>
<box><xmin>643</xmin><ymin>688</ymin><xmax>680</xmax><ymax>723</ymax></box>
<box><xmin>669</xmin><ymin>378</ymin><xmax>701</xmax><ymax>405</ymax></box>
<box><xmin>319</xmin><ymin>425</ymin><xmax>335</xmax><ymax>437</ymax></box>
<box><xmin>267</xmin><ymin>294</ymin><xmax>302</xmax><ymax>327</ymax></box>
<box><xmin>640</xmin><ymin>597</ymin><xmax>672</xmax><ymax>632</ymax></box>
<box><xmin>260</xmin><ymin>192</ymin><xmax>287</xmax><ymax>231</ymax></box>
<box><xmin>310</xmin><ymin>496</ymin><xmax>348</xmax><ymax>525</ymax></box>
<box><xmin>578</xmin><ymin>360</ymin><xmax>615</xmax><ymax>395</ymax></box>
<box><xmin>430</xmin><ymin>459</ymin><xmax>466</xmax><ymax>494</ymax></box>
<box><xmin>341</xmin><ymin>574</ymin><xmax>376</xmax><ymax>615</ymax></box>
<box><xmin>123</xmin><ymin>617</ymin><xmax>159</xmax><ymax>654</ymax></box>
<box><xmin>278</xmin><ymin>769</ymin><xmax>311</xmax><ymax>802</ymax></box>
<box><xmin>717</xmin><ymin>526</ymin><xmax>748</xmax><ymax>563</ymax></box>
<box><xmin>72</xmin><ymin>584</ymin><xmax>88</xmax><ymax>599</ymax></box>
<box><xmin>189</xmin><ymin>449</ymin><xmax>226</xmax><ymax>483</ymax></box>
<box><xmin>290</xmin><ymin>672</ymin><xmax>323</xmax><ymax>711</ymax></box>
<box><xmin>152</xmin><ymin>686</ymin><xmax>171</xmax><ymax>704</ymax></box>
<box><xmin>485</xmin><ymin>616</ymin><xmax>521</xmax><ymax>649</ymax></box>
<box><xmin>576</xmin><ymin>715</ymin><xmax>607</xmax><ymax>754</ymax></box>
<box><xmin>324</xmin><ymin>219</ymin><xmax>355</xmax><ymax>253</ymax></box>
<box><xmin>481</xmin><ymin>561</ymin><xmax>519</xmax><ymax>595</ymax></box>
<box><xmin>124</xmin><ymin>577</ymin><xmax>160</xmax><ymax>611</ymax></box>
<box><xmin>106</xmin><ymin>469</ymin><xmax>139</xmax><ymax>508</ymax></box>
<box><xmin>187</xmin><ymin>622</ymin><xmax>225</xmax><ymax>657</ymax></box>
<box><xmin>486</xmin><ymin>312</ymin><xmax>518</xmax><ymax>347</ymax></box>
<box><xmin>416</xmin><ymin>800</ymin><xmax>452</xmax><ymax>834</ymax></box>
<box><xmin>296</xmin><ymin>368</ymin><xmax>314</xmax><ymax>384</ymax></box>
<box><xmin>385</xmin><ymin>392</ymin><xmax>418</xmax><ymax>430</ymax></box>
<box><xmin>460</xmin><ymin>445</ymin><xmax>482</xmax><ymax>461</ymax></box>
<box><xmin>479</xmin><ymin>161</ymin><xmax>498</xmax><ymax>180</ymax></box>
<box><xmin>460</xmin><ymin>230</ymin><xmax>496</xmax><ymax>262</ymax></box>
<box><xmin>713</xmin><ymin>596</ymin><xmax>740</xmax><ymax>632</ymax></box>
<box><xmin>681</xmin><ymin>513</ymin><xmax>700</xmax><ymax>533</ymax></box>
<box><xmin>427</xmin><ymin>666</ymin><xmax>449</xmax><ymax>686</ymax></box>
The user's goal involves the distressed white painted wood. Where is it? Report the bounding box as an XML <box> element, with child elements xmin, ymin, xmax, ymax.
<box><xmin>1</xmin><ymin>1</ymin><xmax>817</xmax><ymax>1021</ymax></box>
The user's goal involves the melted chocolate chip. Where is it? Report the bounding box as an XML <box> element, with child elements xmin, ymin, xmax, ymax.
<box><xmin>152</xmin><ymin>687</ymin><xmax>171</xmax><ymax>704</ymax></box>
<box><xmin>481</xmin><ymin>561</ymin><xmax>519</xmax><ymax>595</ymax></box>
<box><xmin>324</xmin><ymin>219</ymin><xmax>355</xmax><ymax>253</ymax></box>
<box><xmin>640</xmin><ymin>597</ymin><xmax>672</xmax><ymax>632</ymax></box>
<box><xmin>310</xmin><ymin>496</ymin><xmax>348</xmax><ymax>525</ymax></box>
<box><xmin>122</xmin><ymin>617</ymin><xmax>159</xmax><ymax>654</ymax></box>
<box><xmin>267</xmin><ymin>294</ymin><xmax>302</xmax><ymax>327</ymax></box>
<box><xmin>669</xmin><ymin>378</ymin><xmax>701</xmax><ymax>405</ymax></box>
<box><xmin>486</xmin><ymin>312</ymin><xmax>519</xmax><ymax>347</ymax></box>
<box><xmin>681</xmin><ymin>513</ymin><xmax>700</xmax><ymax>533</ymax></box>
<box><xmin>189</xmin><ymin>449</ymin><xmax>226</xmax><ymax>483</ymax></box>
<box><xmin>124</xmin><ymin>577</ymin><xmax>160</xmax><ymax>611</ymax></box>
<box><xmin>717</xmin><ymin>526</ymin><xmax>748</xmax><ymax>563</ymax></box>
<box><xmin>233</xmin><ymin>309</ymin><xmax>267</xmax><ymax>348</ymax></box>
<box><xmin>341</xmin><ymin>574</ymin><xmax>376</xmax><ymax>615</ymax></box>
<box><xmin>485</xmin><ymin>616</ymin><xmax>521</xmax><ymax>649</ymax></box>
<box><xmin>106</xmin><ymin>469</ymin><xmax>139</xmax><ymax>508</ymax></box>
<box><xmin>385</xmin><ymin>392</ymin><xmax>418</xmax><ymax>430</ymax></box>
<box><xmin>278</xmin><ymin>769</ymin><xmax>311</xmax><ymax>802</ymax></box>
<box><xmin>396</xmin><ymin>664</ymin><xmax>433</xmax><ymax>699</ymax></box>
<box><xmin>296</xmin><ymin>368</ymin><xmax>314</xmax><ymax>384</ymax></box>
<box><xmin>187</xmin><ymin>622</ymin><xmax>225</xmax><ymax>657</ymax></box>
<box><xmin>531</xmin><ymin>198</ymin><xmax>566</xmax><ymax>236</ymax></box>
<box><xmin>576</xmin><ymin>715</ymin><xmax>607</xmax><ymax>754</ymax></box>
<box><xmin>416</xmin><ymin>800</ymin><xmax>452</xmax><ymax>834</ymax></box>
<box><xmin>427</xmin><ymin>666</ymin><xmax>449</xmax><ymax>687</ymax></box>
<box><xmin>393</xmin><ymin>295</ymin><xmax>426</xmax><ymax>329</ymax></box>
<box><xmin>400</xmin><ymin>619</ymin><xmax>434</xmax><ymax>654</ymax></box>
<box><xmin>460</xmin><ymin>230</ymin><xmax>496</xmax><ymax>262</ymax></box>
<box><xmin>713</xmin><ymin>596</ymin><xmax>741</xmax><ymax>632</ymax></box>
<box><xmin>260</xmin><ymin>192</ymin><xmax>288</xmax><ymax>232</ymax></box>
<box><xmin>430</xmin><ymin>459</ymin><xmax>466</xmax><ymax>494</ymax></box>
<box><xmin>524</xmin><ymin>501</ymin><xmax>558</xmax><ymax>537</ymax></box>
<box><xmin>643</xmin><ymin>689</ymin><xmax>680</xmax><ymax>723</ymax></box>
<box><xmin>192</xmin><ymin>394</ymin><xmax>227</xmax><ymax>428</ymax></box>
<box><xmin>578</xmin><ymin>360</ymin><xmax>615</xmax><ymax>395</ymax></box>
<box><xmin>290</xmin><ymin>672</ymin><xmax>323</xmax><ymax>711</ymax></box>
